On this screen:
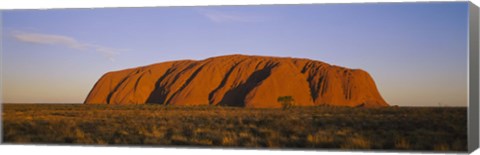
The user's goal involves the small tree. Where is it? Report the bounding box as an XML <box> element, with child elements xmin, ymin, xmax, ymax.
<box><xmin>277</xmin><ymin>96</ymin><xmax>295</xmax><ymax>110</ymax></box>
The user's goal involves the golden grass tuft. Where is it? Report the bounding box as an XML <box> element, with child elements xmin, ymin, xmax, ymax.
<box><xmin>340</xmin><ymin>135</ymin><xmax>371</xmax><ymax>149</ymax></box>
<box><xmin>394</xmin><ymin>137</ymin><xmax>411</xmax><ymax>150</ymax></box>
<box><xmin>434</xmin><ymin>143</ymin><xmax>450</xmax><ymax>151</ymax></box>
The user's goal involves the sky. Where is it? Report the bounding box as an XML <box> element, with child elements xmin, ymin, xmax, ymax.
<box><xmin>1</xmin><ymin>2</ymin><xmax>469</xmax><ymax>106</ymax></box>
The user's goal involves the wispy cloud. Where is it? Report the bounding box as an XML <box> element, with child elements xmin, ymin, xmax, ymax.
<box><xmin>12</xmin><ymin>31</ymin><xmax>128</xmax><ymax>61</ymax></box>
<box><xmin>197</xmin><ymin>8</ymin><xmax>273</xmax><ymax>23</ymax></box>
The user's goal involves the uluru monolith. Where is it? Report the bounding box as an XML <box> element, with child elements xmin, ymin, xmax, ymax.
<box><xmin>84</xmin><ymin>54</ymin><xmax>388</xmax><ymax>108</ymax></box>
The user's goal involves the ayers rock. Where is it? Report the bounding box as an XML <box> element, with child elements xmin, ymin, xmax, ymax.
<box><xmin>84</xmin><ymin>54</ymin><xmax>388</xmax><ymax>108</ymax></box>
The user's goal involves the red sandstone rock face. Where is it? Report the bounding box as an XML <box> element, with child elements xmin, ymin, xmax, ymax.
<box><xmin>84</xmin><ymin>55</ymin><xmax>388</xmax><ymax>108</ymax></box>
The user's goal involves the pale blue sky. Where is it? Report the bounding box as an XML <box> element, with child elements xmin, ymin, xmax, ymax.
<box><xmin>1</xmin><ymin>2</ymin><xmax>469</xmax><ymax>106</ymax></box>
